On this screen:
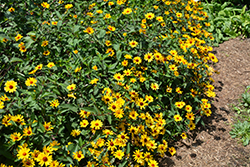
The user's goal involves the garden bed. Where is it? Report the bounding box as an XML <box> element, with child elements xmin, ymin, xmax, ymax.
<box><xmin>160</xmin><ymin>37</ymin><xmax>250</xmax><ymax>166</ymax></box>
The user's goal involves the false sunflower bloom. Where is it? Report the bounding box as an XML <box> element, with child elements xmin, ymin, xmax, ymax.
<box><xmin>174</xmin><ymin>114</ymin><xmax>182</xmax><ymax>122</ymax></box>
<box><xmin>129</xmin><ymin>40</ymin><xmax>138</xmax><ymax>48</ymax></box>
<box><xmin>114</xmin><ymin>149</ymin><xmax>124</xmax><ymax>160</ymax></box>
<box><xmin>90</xmin><ymin>119</ymin><xmax>103</xmax><ymax>130</ymax></box>
<box><xmin>37</xmin><ymin>152</ymin><xmax>52</xmax><ymax>166</ymax></box>
<box><xmin>67</xmin><ymin>84</ymin><xmax>76</xmax><ymax>91</ymax></box>
<box><xmin>133</xmin><ymin>56</ymin><xmax>142</xmax><ymax>64</ymax></box>
<box><xmin>25</xmin><ymin>77</ymin><xmax>37</xmax><ymax>86</ymax></box>
<box><xmin>4</xmin><ymin>80</ymin><xmax>17</xmax><ymax>93</ymax></box>
<box><xmin>73</xmin><ymin>151</ymin><xmax>84</xmax><ymax>161</ymax></box>
<box><xmin>151</xmin><ymin>83</ymin><xmax>159</xmax><ymax>90</ymax></box>
<box><xmin>145</xmin><ymin>12</ymin><xmax>155</xmax><ymax>20</ymax></box>
<box><xmin>84</xmin><ymin>27</ymin><xmax>94</xmax><ymax>34</ymax></box>
<box><xmin>17</xmin><ymin>147</ymin><xmax>30</xmax><ymax>160</ymax></box>
<box><xmin>47</xmin><ymin>62</ymin><xmax>55</xmax><ymax>68</ymax></box>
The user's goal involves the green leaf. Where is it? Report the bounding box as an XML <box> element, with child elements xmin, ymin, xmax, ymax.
<box><xmin>10</xmin><ymin>57</ymin><xmax>23</xmax><ymax>63</ymax></box>
<box><xmin>108</xmin><ymin>62</ymin><xmax>118</xmax><ymax>70</ymax></box>
<box><xmin>107</xmin><ymin>114</ymin><xmax>112</xmax><ymax>124</ymax></box>
<box><xmin>55</xmin><ymin>11</ymin><xmax>62</xmax><ymax>19</ymax></box>
<box><xmin>97</xmin><ymin>30</ymin><xmax>106</xmax><ymax>39</ymax></box>
<box><xmin>57</xmin><ymin>20</ymin><xmax>63</xmax><ymax>29</ymax></box>
<box><xmin>60</xmin><ymin>104</ymin><xmax>78</xmax><ymax>113</ymax></box>
<box><xmin>23</xmin><ymin>36</ymin><xmax>35</xmax><ymax>49</ymax></box>
<box><xmin>81</xmin><ymin>107</ymin><xmax>98</xmax><ymax>114</ymax></box>
<box><xmin>66</xmin><ymin>157</ymin><xmax>74</xmax><ymax>164</ymax></box>
<box><xmin>0</xmin><ymin>145</ymin><xmax>14</xmax><ymax>160</ymax></box>
<box><xmin>73</xmin><ymin>25</ymin><xmax>80</xmax><ymax>34</ymax></box>
<box><xmin>113</xmin><ymin>44</ymin><xmax>120</xmax><ymax>51</ymax></box>
<box><xmin>126</xmin><ymin>142</ymin><xmax>130</xmax><ymax>154</ymax></box>
<box><xmin>94</xmin><ymin>86</ymin><xmax>99</xmax><ymax>96</ymax></box>
<box><xmin>118</xmin><ymin>160</ymin><xmax>127</xmax><ymax>167</ymax></box>
<box><xmin>116</xmin><ymin>50</ymin><xmax>122</xmax><ymax>61</ymax></box>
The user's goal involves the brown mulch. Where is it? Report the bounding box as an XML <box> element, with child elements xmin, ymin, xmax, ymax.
<box><xmin>160</xmin><ymin>38</ymin><xmax>250</xmax><ymax>167</ymax></box>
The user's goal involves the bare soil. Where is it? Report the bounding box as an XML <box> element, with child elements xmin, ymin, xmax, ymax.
<box><xmin>160</xmin><ymin>38</ymin><xmax>250</xmax><ymax>167</ymax></box>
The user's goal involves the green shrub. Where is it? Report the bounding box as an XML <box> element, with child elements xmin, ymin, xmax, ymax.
<box><xmin>230</xmin><ymin>86</ymin><xmax>250</xmax><ymax>146</ymax></box>
<box><xmin>201</xmin><ymin>1</ymin><xmax>250</xmax><ymax>45</ymax></box>
<box><xmin>0</xmin><ymin>0</ymin><xmax>217</xmax><ymax>166</ymax></box>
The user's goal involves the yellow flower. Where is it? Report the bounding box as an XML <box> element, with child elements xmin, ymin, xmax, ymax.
<box><xmin>65</xmin><ymin>4</ymin><xmax>73</xmax><ymax>9</ymax></box>
<box><xmin>19</xmin><ymin>46</ymin><xmax>27</xmax><ymax>52</ymax></box>
<box><xmin>67</xmin><ymin>84</ymin><xmax>76</xmax><ymax>91</ymax></box>
<box><xmin>156</xmin><ymin>16</ymin><xmax>164</xmax><ymax>22</ymax></box>
<box><xmin>185</xmin><ymin>105</ymin><xmax>192</xmax><ymax>112</ymax></box>
<box><xmin>80</xmin><ymin>120</ymin><xmax>89</xmax><ymax>128</ymax></box>
<box><xmin>124</xmin><ymin>54</ymin><xmax>132</xmax><ymax>59</ymax></box>
<box><xmin>4</xmin><ymin>80</ymin><xmax>17</xmax><ymax>93</ymax></box>
<box><xmin>10</xmin><ymin>132</ymin><xmax>22</xmax><ymax>142</ymax></box>
<box><xmin>22</xmin><ymin>158</ymin><xmax>35</xmax><ymax>167</ymax></box>
<box><xmin>188</xmin><ymin>121</ymin><xmax>196</xmax><ymax>130</ymax></box>
<box><xmin>133</xmin><ymin>150</ymin><xmax>144</xmax><ymax>163</ymax></box>
<box><xmin>84</xmin><ymin>27</ymin><xmax>94</xmax><ymax>34</ymax></box>
<box><xmin>113</xmin><ymin>73</ymin><xmax>124</xmax><ymax>81</ymax></box>
<box><xmin>90</xmin><ymin>119</ymin><xmax>103</xmax><ymax>130</ymax></box>
<box><xmin>15</xmin><ymin>34</ymin><xmax>23</xmax><ymax>41</ymax></box>
<box><xmin>144</xmin><ymin>53</ymin><xmax>154</xmax><ymax>62</ymax></box>
<box><xmin>2</xmin><ymin>38</ymin><xmax>8</xmax><ymax>42</ymax></box>
<box><xmin>104</xmin><ymin>13</ymin><xmax>111</xmax><ymax>19</ymax></box>
<box><xmin>47</xmin><ymin>62</ymin><xmax>55</xmax><ymax>68</ymax></box>
<box><xmin>129</xmin><ymin>40</ymin><xmax>138</xmax><ymax>48</ymax></box>
<box><xmin>175</xmin><ymin>101</ymin><xmax>185</xmax><ymax>109</ymax></box>
<box><xmin>122</xmin><ymin>8</ymin><xmax>132</xmax><ymax>15</ymax></box>
<box><xmin>174</xmin><ymin>114</ymin><xmax>182</xmax><ymax>122</ymax></box>
<box><xmin>23</xmin><ymin>126</ymin><xmax>33</xmax><ymax>137</ymax></box>
<box><xmin>41</xmin><ymin>40</ymin><xmax>48</xmax><ymax>47</ymax></box>
<box><xmin>114</xmin><ymin>149</ymin><xmax>124</xmax><ymax>160</ymax></box>
<box><xmin>113</xmin><ymin>109</ymin><xmax>124</xmax><ymax>119</ymax></box>
<box><xmin>107</xmin><ymin>25</ymin><xmax>116</xmax><ymax>31</ymax></box>
<box><xmin>121</xmin><ymin>60</ymin><xmax>128</xmax><ymax>66</ymax></box>
<box><xmin>75</xmin><ymin>67</ymin><xmax>82</xmax><ymax>73</ymax></box>
<box><xmin>92</xmin><ymin>65</ymin><xmax>98</xmax><ymax>70</ymax></box>
<box><xmin>145</xmin><ymin>12</ymin><xmax>155</xmax><ymax>20</ymax></box>
<box><xmin>73</xmin><ymin>50</ymin><xmax>78</xmax><ymax>54</ymax></box>
<box><xmin>52</xmin><ymin>21</ymin><xmax>58</xmax><ymax>25</ymax></box>
<box><xmin>148</xmin><ymin>159</ymin><xmax>159</xmax><ymax>167</ymax></box>
<box><xmin>41</xmin><ymin>2</ymin><xmax>50</xmax><ymax>8</ymax></box>
<box><xmin>181</xmin><ymin>132</ymin><xmax>187</xmax><ymax>140</ymax></box>
<box><xmin>151</xmin><ymin>83</ymin><xmax>159</xmax><ymax>90</ymax></box>
<box><xmin>133</xmin><ymin>56</ymin><xmax>142</xmax><ymax>64</ymax></box>
<box><xmin>96</xmin><ymin>10</ymin><xmax>103</xmax><ymax>14</ymax></box>
<box><xmin>73</xmin><ymin>151</ymin><xmax>84</xmax><ymax>161</ymax></box>
<box><xmin>50</xmin><ymin>99</ymin><xmax>60</xmax><ymax>108</ymax></box>
<box><xmin>37</xmin><ymin>152</ymin><xmax>52</xmax><ymax>166</ymax></box>
<box><xmin>68</xmin><ymin>93</ymin><xmax>76</xmax><ymax>99</ymax></box>
<box><xmin>106</xmin><ymin>48</ymin><xmax>115</xmax><ymax>57</ymax></box>
<box><xmin>90</xmin><ymin>78</ymin><xmax>99</xmax><ymax>84</ymax></box>
<box><xmin>71</xmin><ymin>129</ymin><xmax>81</xmax><ymax>137</ymax></box>
<box><xmin>105</xmin><ymin>40</ymin><xmax>112</xmax><ymax>46</ymax></box>
<box><xmin>43</xmin><ymin>122</ymin><xmax>54</xmax><ymax>131</ymax></box>
<box><xmin>8</xmin><ymin>7</ymin><xmax>15</xmax><ymax>12</ymax></box>
<box><xmin>176</xmin><ymin>12</ymin><xmax>182</xmax><ymax>18</ymax></box>
<box><xmin>169</xmin><ymin>147</ymin><xmax>176</xmax><ymax>156</ymax></box>
<box><xmin>17</xmin><ymin>146</ymin><xmax>30</xmax><ymax>160</ymax></box>
<box><xmin>0</xmin><ymin>94</ymin><xmax>10</xmax><ymax>101</ymax></box>
<box><xmin>208</xmin><ymin>53</ymin><xmax>218</xmax><ymax>63</ymax></box>
<box><xmin>43</xmin><ymin>50</ymin><xmax>50</xmax><ymax>56</ymax></box>
<box><xmin>35</xmin><ymin>64</ymin><xmax>43</xmax><ymax>70</ymax></box>
<box><xmin>25</xmin><ymin>77</ymin><xmax>37</xmax><ymax>86</ymax></box>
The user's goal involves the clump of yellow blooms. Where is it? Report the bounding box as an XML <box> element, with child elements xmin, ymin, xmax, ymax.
<box><xmin>0</xmin><ymin>0</ymin><xmax>218</xmax><ymax>166</ymax></box>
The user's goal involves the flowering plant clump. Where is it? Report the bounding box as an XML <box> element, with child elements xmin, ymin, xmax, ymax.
<box><xmin>0</xmin><ymin>0</ymin><xmax>218</xmax><ymax>166</ymax></box>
